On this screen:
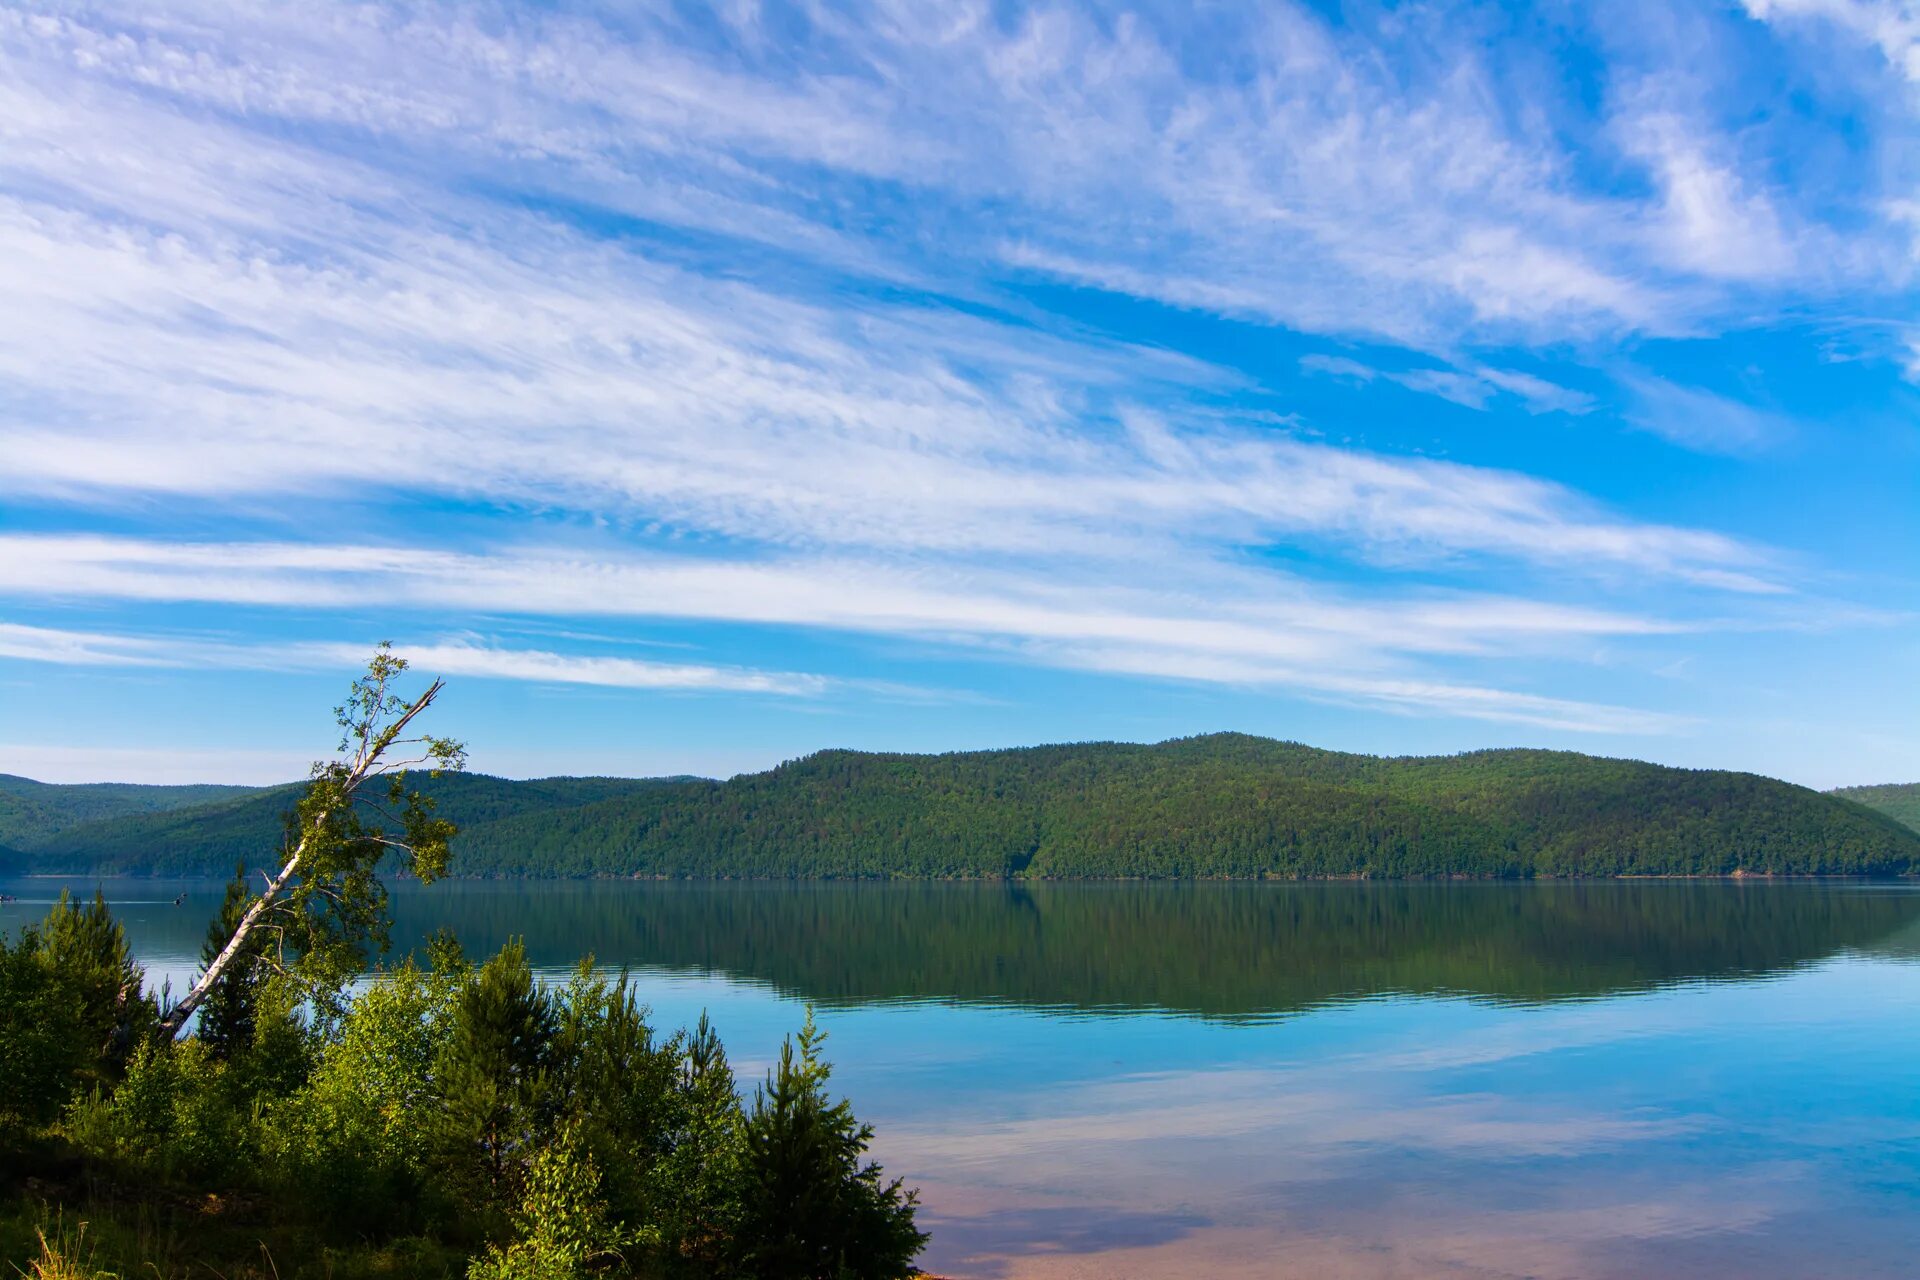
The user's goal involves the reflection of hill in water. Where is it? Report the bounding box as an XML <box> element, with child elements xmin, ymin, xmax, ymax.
<box><xmin>384</xmin><ymin>881</ymin><xmax>1920</xmax><ymax>1021</ymax></box>
<box><xmin>1861</xmin><ymin>913</ymin><xmax>1920</xmax><ymax>962</ymax></box>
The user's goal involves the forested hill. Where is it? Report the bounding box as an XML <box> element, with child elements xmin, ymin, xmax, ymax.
<box><xmin>0</xmin><ymin>773</ymin><xmax>260</xmax><ymax>850</ymax></box>
<box><xmin>6</xmin><ymin>773</ymin><xmax>689</xmax><ymax>877</ymax></box>
<box><xmin>1831</xmin><ymin>783</ymin><xmax>1920</xmax><ymax>835</ymax></box>
<box><xmin>9</xmin><ymin>734</ymin><xmax>1918</xmax><ymax>878</ymax></box>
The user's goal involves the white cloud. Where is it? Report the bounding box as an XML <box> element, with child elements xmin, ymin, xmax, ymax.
<box><xmin>1621</xmin><ymin>376</ymin><xmax>1792</xmax><ymax>454</ymax></box>
<box><xmin>1618</xmin><ymin>110</ymin><xmax>1801</xmax><ymax>283</ymax></box>
<box><xmin>303</xmin><ymin>641</ymin><xmax>831</xmax><ymax>697</ymax></box>
<box><xmin>1744</xmin><ymin>0</ymin><xmax>1920</xmax><ymax>82</ymax></box>
<box><xmin>0</xmin><ymin>0</ymin><xmax>1892</xmax><ymax>756</ymax></box>
<box><xmin>0</xmin><ymin>166</ymin><xmax>1779</xmax><ymax>586</ymax></box>
<box><xmin>0</xmin><ymin>622</ymin><xmax>833</xmax><ymax>696</ymax></box>
<box><xmin>1302</xmin><ymin>355</ymin><xmax>1595</xmax><ymax>415</ymax></box>
<box><xmin>1472</xmin><ymin>366</ymin><xmax>1598</xmax><ymax>416</ymax></box>
<box><xmin>3</xmin><ymin>0</ymin><xmax>1904</xmax><ymax>361</ymax></box>
<box><xmin>0</xmin><ymin>6</ymin><xmax>1821</xmax><ymax>593</ymax></box>
<box><xmin>0</xmin><ymin>543</ymin><xmax>1702</xmax><ymax>732</ymax></box>
<box><xmin>0</xmin><ymin>622</ymin><xmax>175</xmax><ymax>667</ymax></box>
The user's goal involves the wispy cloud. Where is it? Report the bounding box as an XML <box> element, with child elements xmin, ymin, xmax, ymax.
<box><xmin>1300</xmin><ymin>355</ymin><xmax>1595</xmax><ymax>415</ymax></box>
<box><xmin>0</xmin><ymin>151</ymin><xmax>1771</xmax><ymax>587</ymax></box>
<box><xmin>5</xmin><ymin>2</ymin><xmax>1912</xmax><ymax>351</ymax></box>
<box><xmin>1621</xmin><ymin>376</ymin><xmax>1793</xmax><ymax>455</ymax></box>
<box><xmin>0</xmin><ymin>543</ymin><xmax>1701</xmax><ymax>732</ymax></box>
<box><xmin>1615</xmin><ymin>107</ymin><xmax>1802</xmax><ymax>284</ymax></box>
<box><xmin>0</xmin><ymin>623</ymin><xmax>833</xmax><ymax>697</ymax></box>
<box><xmin>1744</xmin><ymin>0</ymin><xmax>1920</xmax><ymax>82</ymax></box>
<box><xmin>0</xmin><ymin>0</ymin><xmax>1902</xmax><ymax>762</ymax></box>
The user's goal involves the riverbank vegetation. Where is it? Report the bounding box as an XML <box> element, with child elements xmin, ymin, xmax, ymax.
<box><xmin>0</xmin><ymin>653</ymin><xmax>925</xmax><ymax>1279</ymax></box>
<box><xmin>2</xmin><ymin>896</ymin><xmax>923</xmax><ymax>1278</ymax></box>
<box><xmin>13</xmin><ymin>736</ymin><xmax>1920</xmax><ymax>880</ymax></box>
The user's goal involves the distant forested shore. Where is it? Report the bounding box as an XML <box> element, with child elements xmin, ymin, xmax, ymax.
<box><xmin>1831</xmin><ymin>781</ymin><xmax>1920</xmax><ymax>835</ymax></box>
<box><xmin>8</xmin><ymin>734</ymin><xmax>1918</xmax><ymax>880</ymax></box>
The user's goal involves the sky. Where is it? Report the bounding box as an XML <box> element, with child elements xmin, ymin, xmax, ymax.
<box><xmin>0</xmin><ymin>0</ymin><xmax>1916</xmax><ymax>789</ymax></box>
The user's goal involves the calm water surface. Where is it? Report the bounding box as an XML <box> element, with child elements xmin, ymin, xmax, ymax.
<box><xmin>7</xmin><ymin>878</ymin><xmax>1920</xmax><ymax>1279</ymax></box>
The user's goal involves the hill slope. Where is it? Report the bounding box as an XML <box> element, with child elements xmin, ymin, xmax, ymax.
<box><xmin>17</xmin><ymin>735</ymin><xmax>1918</xmax><ymax>879</ymax></box>
<box><xmin>0</xmin><ymin>773</ymin><xmax>261</xmax><ymax>850</ymax></box>
<box><xmin>14</xmin><ymin>774</ymin><xmax>692</xmax><ymax>876</ymax></box>
<box><xmin>1831</xmin><ymin>783</ymin><xmax>1920</xmax><ymax>835</ymax></box>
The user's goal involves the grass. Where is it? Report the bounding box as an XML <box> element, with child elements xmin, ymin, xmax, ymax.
<box><xmin>16</xmin><ymin>1216</ymin><xmax>111</xmax><ymax>1280</ymax></box>
<box><xmin>1</xmin><ymin>1195</ymin><xmax>463</xmax><ymax>1280</ymax></box>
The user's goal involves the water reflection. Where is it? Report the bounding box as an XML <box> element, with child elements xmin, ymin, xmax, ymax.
<box><xmin>7</xmin><ymin>878</ymin><xmax>1920</xmax><ymax>1277</ymax></box>
<box><xmin>881</xmin><ymin>957</ymin><xmax>1920</xmax><ymax>1278</ymax></box>
<box><xmin>14</xmin><ymin>878</ymin><xmax>1917</xmax><ymax>1018</ymax></box>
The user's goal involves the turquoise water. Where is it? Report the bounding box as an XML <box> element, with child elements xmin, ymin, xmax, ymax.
<box><xmin>7</xmin><ymin>879</ymin><xmax>1920</xmax><ymax>1278</ymax></box>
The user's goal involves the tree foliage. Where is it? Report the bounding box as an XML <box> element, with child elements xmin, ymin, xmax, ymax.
<box><xmin>3</xmin><ymin>912</ymin><xmax>924</xmax><ymax>1278</ymax></box>
<box><xmin>446</xmin><ymin>736</ymin><xmax>1920</xmax><ymax>878</ymax></box>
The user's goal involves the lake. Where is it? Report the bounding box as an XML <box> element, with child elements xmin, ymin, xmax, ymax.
<box><xmin>7</xmin><ymin>878</ymin><xmax>1920</xmax><ymax>1278</ymax></box>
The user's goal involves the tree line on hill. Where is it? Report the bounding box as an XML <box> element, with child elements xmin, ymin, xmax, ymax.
<box><xmin>9</xmin><ymin>735</ymin><xmax>1920</xmax><ymax>880</ymax></box>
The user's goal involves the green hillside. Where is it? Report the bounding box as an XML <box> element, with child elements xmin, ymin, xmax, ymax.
<box><xmin>16</xmin><ymin>734</ymin><xmax>1919</xmax><ymax>879</ymax></box>
<box><xmin>1831</xmin><ymin>783</ymin><xmax>1920</xmax><ymax>835</ymax></box>
<box><xmin>13</xmin><ymin>774</ymin><xmax>686</xmax><ymax>876</ymax></box>
<box><xmin>0</xmin><ymin>773</ymin><xmax>260</xmax><ymax>850</ymax></box>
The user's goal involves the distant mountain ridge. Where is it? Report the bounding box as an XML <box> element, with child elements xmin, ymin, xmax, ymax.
<box><xmin>1830</xmin><ymin>783</ymin><xmax>1920</xmax><ymax>835</ymax></box>
<box><xmin>6</xmin><ymin>735</ymin><xmax>1917</xmax><ymax>879</ymax></box>
<box><xmin>0</xmin><ymin>773</ymin><xmax>261</xmax><ymax>851</ymax></box>
<box><xmin>7</xmin><ymin>774</ymin><xmax>693</xmax><ymax>877</ymax></box>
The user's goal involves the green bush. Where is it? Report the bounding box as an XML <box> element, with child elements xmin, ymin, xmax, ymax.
<box><xmin>66</xmin><ymin>1038</ymin><xmax>253</xmax><ymax>1184</ymax></box>
<box><xmin>257</xmin><ymin>944</ymin><xmax>467</xmax><ymax>1232</ymax></box>
<box><xmin>466</xmin><ymin>1119</ymin><xmax>630</xmax><ymax>1280</ymax></box>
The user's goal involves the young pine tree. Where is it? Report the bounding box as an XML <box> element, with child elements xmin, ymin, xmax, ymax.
<box><xmin>654</xmin><ymin>1012</ymin><xmax>745</xmax><ymax>1273</ymax></box>
<box><xmin>548</xmin><ymin>962</ymin><xmax>681</xmax><ymax>1234</ymax></box>
<box><xmin>37</xmin><ymin>892</ymin><xmax>157</xmax><ymax>1096</ymax></box>
<box><xmin>433</xmin><ymin>940</ymin><xmax>558</xmax><ymax>1229</ymax></box>
<box><xmin>197</xmin><ymin>875</ymin><xmax>321</xmax><ymax>1100</ymax></box>
<box><xmin>735</xmin><ymin>1010</ymin><xmax>926</xmax><ymax>1280</ymax></box>
<box><xmin>197</xmin><ymin>866</ymin><xmax>270</xmax><ymax>1062</ymax></box>
<box><xmin>0</xmin><ymin>900</ymin><xmax>135</xmax><ymax>1130</ymax></box>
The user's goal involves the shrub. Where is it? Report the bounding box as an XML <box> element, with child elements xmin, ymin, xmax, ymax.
<box><xmin>256</xmin><ymin>939</ymin><xmax>467</xmax><ymax>1232</ymax></box>
<box><xmin>466</xmin><ymin>1119</ymin><xmax>631</xmax><ymax>1280</ymax></box>
<box><xmin>65</xmin><ymin>1038</ymin><xmax>253</xmax><ymax>1185</ymax></box>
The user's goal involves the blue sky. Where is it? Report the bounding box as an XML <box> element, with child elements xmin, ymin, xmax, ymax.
<box><xmin>0</xmin><ymin>0</ymin><xmax>1916</xmax><ymax>788</ymax></box>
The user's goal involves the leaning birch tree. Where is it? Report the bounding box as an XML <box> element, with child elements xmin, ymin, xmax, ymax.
<box><xmin>158</xmin><ymin>644</ymin><xmax>466</xmax><ymax>1041</ymax></box>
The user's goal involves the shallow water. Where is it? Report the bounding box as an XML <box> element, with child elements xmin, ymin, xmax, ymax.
<box><xmin>8</xmin><ymin>878</ymin><xmax>1920</xmax><ymax>1278</ymax></box>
